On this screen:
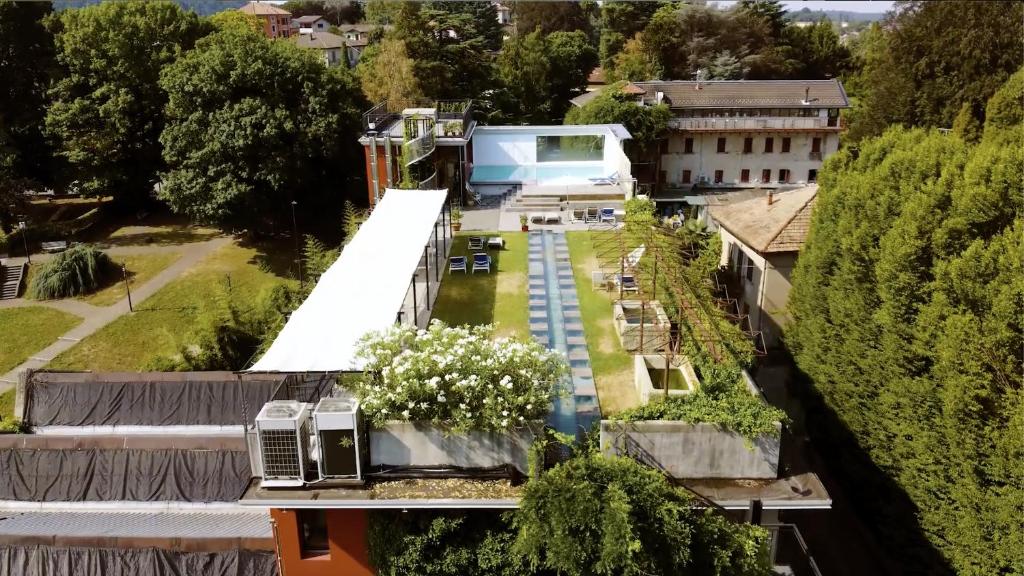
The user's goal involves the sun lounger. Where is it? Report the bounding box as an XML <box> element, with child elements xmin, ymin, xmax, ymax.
<box><xmin>449</xmin><ymin>256</ymin><xmax>467</xmax><ymax>274</ymax></box>
<box><xmin>468</xmin><ymin>236</ymin><xmax>484</xmax><ymax>251</ymax></box>
<box><xmin>600</xmin><ymin>207</ymin><xmax>616</xmax><ymax>224</ymax></box>
<box><xmin>584</xmin><ymin>207</ymin><xmax>599</xmax><ymax>223</ymax></box>
<box><xmin>571</xmin><ymin>208</ymin><xmax>586</xmax><ymax>222</ymax></box>
<box><xmin>530</xmin><ymin>213</ymin><xmax>545</xmax><ymax>224</ymax></box>
<box><xmin>472</xmin><ymin>253</ymin><xmax>491</xmax><ymax>273</ymax></box>
<box><xmin>545</xmin><ymin>213</ymin><xmax>561</xmax><ymax>224</ymax></box>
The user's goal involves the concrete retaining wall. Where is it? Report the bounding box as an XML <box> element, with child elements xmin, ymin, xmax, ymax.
<box><xmin>369</xmin><ymin>421</ymin><xmax>537</xmax><ymax>474</ymax></box>
<box><xmin>600</xmin><ymin>420</ymin><xmax>780</xmax><ymax>479</ymax></box>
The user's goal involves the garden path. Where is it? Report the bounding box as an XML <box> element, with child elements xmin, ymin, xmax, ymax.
<box><xmin>0</xmin><ymin>236</ymin><xmax>231</xmax><ymax>390</ymax></box>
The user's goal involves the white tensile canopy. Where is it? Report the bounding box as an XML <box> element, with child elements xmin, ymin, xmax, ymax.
<box><xmin>249</xmin><ymin>189</ymin><xmax>449</xmax><ymax>373</ymax></box>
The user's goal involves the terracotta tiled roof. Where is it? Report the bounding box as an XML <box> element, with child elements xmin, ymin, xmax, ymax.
<box><xmin>622</xmin><ymin>82</ymin><xmax>647</xmax><ymax>95</ymax></box>
<box><xmin>587</xmin><ymin>66</ymin><xmax>606</xmax><ymax>84</ymax></box>
<box><xmin>709</xmin><ymin>185</ymin><xmax>818</xmax><ymax>253</ymax></box>
<box><xmin>633</xmin><ymin>79</ymin><xmax>849</xmax><ymax>108</ymax></box>
<box><xmin>238</xmin><ymin>1</ymin><xmax>291</xmax><ymax>16</ymax></box>
<box><xmin>294</xmin><ymin>15</ymin><xmax>325</xmax><ymax>24</ymax></box>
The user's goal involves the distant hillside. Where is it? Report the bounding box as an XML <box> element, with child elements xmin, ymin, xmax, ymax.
<box><xmin>53</xmin><ymin>0</ymin><xmax>247</xmax><ymax>16</ymax></box>
<box><xmin>788</xmin><ymin>7</ymin><xmax>887</xmax><ymax>23</ymax></box>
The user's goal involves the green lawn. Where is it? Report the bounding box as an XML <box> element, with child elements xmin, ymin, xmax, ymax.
<box><xmin>0</xmin><ymin>306</ymin><xmax>83</xmax><ymax>374</ymax></box>
<box><xmin>48</xmin><ymin>243</ymin><xmax>294</xmax><ymax>371</ymax></box>
<box><xmin>565</xmin><ymin>231</ymin><xmax>639</xmax><ymax>415</ymax></box>
<box><xmin>82</xmin><ymin>251</ymin><xmax>182</xmax><ymax>306</ymax></box>
<box><xmin>0</xmin><ymin>388</ymin><xmax>14</xmax><ymax>418</ymax></box>
<box><xmin>431</xmin><ymin>232</ymin><xmax>529</xmax><ymax>338</ymax></box>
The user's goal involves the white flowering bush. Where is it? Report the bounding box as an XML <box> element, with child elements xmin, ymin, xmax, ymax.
<box><xmin>352</xmin><ymin>320</ymin><xmax>567</xmax><ymax>432</ymax></box>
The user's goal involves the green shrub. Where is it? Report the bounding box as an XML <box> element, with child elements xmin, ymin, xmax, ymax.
<box><xmin>29</xmin><ymin>244</ymin><xmax>115</xmax><ymax>299</ymax></box>
<box><xmin>616</xmin><ymin>388</ymin><xmax>786</xmax><ymax>444</ymax></box>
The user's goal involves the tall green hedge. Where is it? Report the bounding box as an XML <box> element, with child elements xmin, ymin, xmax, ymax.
<box><xmin>787</xmin><ymin>73</ymin><xmax>1023</xmax><ymax>575</ymax></box>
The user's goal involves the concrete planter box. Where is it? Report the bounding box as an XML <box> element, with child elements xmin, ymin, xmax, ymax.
<box><xmin>600</xmin><ymin>420</ymin><xmax>781</xmax><ymax>479</ymax></box>
<box><xmin>369</xmin><ymin>421</ymin><xmax>538</xmax><ymax>474</ymax></box>
<box><xmin>613</xmin><ymin>300</ymin><xmax>670</xmax><ymax>353</ymax></box>
<box><xmin>634</xmin><ymin>355</ymin><xmax>698</xmax><ymax>404</ymax></box>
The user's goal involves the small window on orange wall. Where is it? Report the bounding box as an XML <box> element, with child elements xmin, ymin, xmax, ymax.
<box><xmin>299</xmin><ymin>509</ymin><xmax>330</xmax><ymax>558</ymax></box>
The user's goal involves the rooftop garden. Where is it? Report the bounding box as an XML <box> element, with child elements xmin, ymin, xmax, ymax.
<box><xmin>351</xmin><ymin>321</ymin><xmax>567</xmax><ymax>432</ymax></box>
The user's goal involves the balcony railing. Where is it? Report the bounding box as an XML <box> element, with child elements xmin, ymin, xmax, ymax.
<box><xmin>434</xmin><ymin>99</ymin><xmax>473</xmax><ymax>138</ymax></box>
<box><xmin>362</xmin><ymin>100</ymin><xmax>398</xmax><ymax>133</ymax></box>
<box><xmin>764</xmin><ymin>524</ymin><xmax>823</xmax><ymax>576</ymax></box>
<box><xmin>417</xmin><ymin>170</ymin><xmax>438</xmax><ymax>190</ymax></box>
<box><xmin>669</xmin><ymin>117</ymin><xmax>842</xmax><ymax>131</ymax></box>
<box><xmin>404</xmin><ymin>131</ymin><xmax>436</xmax><ymax>166</ymax></box>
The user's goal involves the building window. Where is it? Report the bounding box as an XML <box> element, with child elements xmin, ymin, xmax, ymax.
<box><xmin>781</xmin><ymin>137</ymin><xmax>791</xmax><ymax>153</ymax></box>
<box><xmin>745</xmin><ymin>254</ymin><xmax>755</xmax><ymax>282</ymax></box>
<box><xmin>659</xmin><ymin>139</ymin><xmax>669</xmax><ymax>154</ymax></box>
<box><xmin>740</xmin><ymin>169</ymin><xmax>750</xmax><ymax>183</ymax></box>
<box><xmin>717</xmin><ymin>137</ymin><xmax>727</xmax><ymax>153</ymax></box>
<box><xmin>684</xmin><ymin>138</ymin><xmax>694</xmax><ymax>154</ymax></box>
<box><xmin>682</xmin><ymin>169</ymin><xmax>692</xmax><ymax>184</ymax></box>
<box><xmin>811</xmin><ymin>137</ymin><xmax>822</xmax><ymax>153</ymax></box>
<box><xmin>298</xmin><ymin>510</ymin><xmax>329</xmax><ymax>558</ymax></box>
<box><xmin>714</xmin><ymin>170</ymin><xmax>724</xmax><ymax>184</ymax></box>
<box><xmin>761</xmin><ymin>169</ymin><xmax>771</xmax><ymax>183</ymax></box>
<box><xmin>779</xmin><ymin>169</ymin><xmax>790</xmax><ymax>183</ymax></box>
<box><xmin>659</xmin><ymin>170</ymin><xmax>667</xmax><ymax>184</ymax></box>
<box><xmin>808</xmin><ymin>169</ymin><xmax>818</xmax><ymax>183</ymax></box>
<box><xmin>764</xmin><ymin>137</ymin><xmax>774</xmax><ymax>153</ymax></box>
<box><xmin>743</xmin><ymin>137</ymin><xmax>752</xmax><ymax>154</ymax></box>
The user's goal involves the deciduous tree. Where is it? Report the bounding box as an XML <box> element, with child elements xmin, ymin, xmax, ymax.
<box><xmin>495</xmin><ymin>30</ymin><xmax>550</xmax><ymax>124</ymax></box>
<box><xmin>544</xmin><ymin>31</ymin><xmax>598</xmax><ymax>120</ymax></box>
<box><xmin>512</xmin><ymin>0</ymin><xmax>590</xmax><ymax>36</ymax></box>
<box><xmin>565</xmin><ymin>81</ymin><xmax>670</xmax><ymax>154</ymax></box>
<box><xmin>355</xmin><ymin>36</ymin><xmax>423</xmax><ymax>107</ymax></box>
<box><xmin>45</xmin><ymin>0</ymin><xmax>207</xmax><ymax>202</ymax></box>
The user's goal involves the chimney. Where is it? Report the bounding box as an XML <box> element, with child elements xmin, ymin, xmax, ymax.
<box><xmin>767</xmin><ymin>190</ymin><xmax>774</xmax><ymax>206</ymax></box>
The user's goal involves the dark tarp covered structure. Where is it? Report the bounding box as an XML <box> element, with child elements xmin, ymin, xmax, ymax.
<box><xmin>24</xmin><ymin>372</ymin><xmax>285</xmax><ymax>427</ymax></box>
<box><xmin>0</xmin><ymin>545</ymin><xmax>278</xmax><ymax>576</ymax></box>
<box><xmin>0</xmin><ymin>449</ymin><xmax>252</xmax><ymax>502</ymax></box>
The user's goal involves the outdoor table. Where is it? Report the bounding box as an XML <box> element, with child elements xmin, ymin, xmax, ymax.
<box><xmin>487</xmin><ymin>236</ymin><xmax>505</xmax><ymax>249</ymax></box>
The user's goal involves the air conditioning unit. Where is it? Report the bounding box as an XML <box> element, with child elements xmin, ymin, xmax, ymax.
<box><xmin>256</xmin><ymin>401</ymin><xmax>312</xmax><ymax>488</ymax></box>
<box><xmin>313</xmin><ymin>398</ymin><xmax>367</xmax><ymax>480</ymax></box>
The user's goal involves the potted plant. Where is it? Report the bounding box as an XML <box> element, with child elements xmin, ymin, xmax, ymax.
<box><xmin>520</xmin><ymin>213</ymin><xmax>529</xmax><ymax>232</ymax></box>
<box><xmin>451</xmin><ymin>207</ymin><xmax>462</xmax><ymax>231</ymax></box>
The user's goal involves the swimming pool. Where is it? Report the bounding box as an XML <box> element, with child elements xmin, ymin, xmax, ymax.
<box><xmin>470</xmin><ymin>164</ymin><xmax>609</xmax><ymax>185</ymax></box>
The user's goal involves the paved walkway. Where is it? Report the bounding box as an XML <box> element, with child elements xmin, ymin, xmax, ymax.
<box><xmin>0</xmin><ymin>236</ymin><xmax>231</xmax><ymax>389</ymax></box>
<box><xmin>528</xmin><ymin>230</ymin><xmax>600</xmax><ymax>439</ymax></box>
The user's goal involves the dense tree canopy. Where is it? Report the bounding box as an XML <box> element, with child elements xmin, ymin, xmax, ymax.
<box><xmin>598</xmin><ymin>0</ymin><xmax>663</xmax><ymax>70</ymax></box>
<box><xmin>495</xmin><ymin>30</ymin><xmax>550</xmax><ymax>124</ymax></box>
<box><xmin>846</xmin><ymin>1</ymin><xmax>1023</xmax><ymax>141</ymax></box>
<box><xmin>356</xmin><ymin>36</ymin><xmax>423</xmax><ymax>107</ymax></box>
<box><xmin>565</xmin><ymin>81</ymin><xmax>670</xmax><ymax>153</ymax></box>
<box><xmin>512</xmin><ymin>0</ymin><xmax>591</xmax><ymax>36</ymax></box>
<box><xmin>787</xmin><ymin>74</ymin><xmax>1024</xmax><ymax>575</ymax></box>
<box><xmin>45</xmin><ymin>0</ymin><xmax>207</xmax><ymax>201</ymax></box>
<box><xmin>158</xmin><ymin>25</ymin><xmax>365</xmax><ymax>228</ymax></box>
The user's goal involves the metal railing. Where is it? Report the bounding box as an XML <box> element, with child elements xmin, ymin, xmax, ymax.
<box><xmin>418</xmin><ymin>170</ymin><xmax>438</xmax><ymax>190</ymax></box>
<box><xmin>764</xmin><ymin>523</ymin><xmax>823</xmax><ymax>576</ymax></box>
<box><xmin>362</xmin><ymin>100</ymin><xmax>397</xmax><ymax>133</ymax></box>
<box><xmin>670</xmin><ymin>117</ymin><xmax>841</xmax><ymax>131</ymax></box>
<box><xmin>404</xmin><ymin>131</ymin><xmax>436</xmax><ymax>166</ymax></box>
<box><xmin>435</xmin><ymin>99</ymin><xmax>473</xmax><ymax>138</ymax></box>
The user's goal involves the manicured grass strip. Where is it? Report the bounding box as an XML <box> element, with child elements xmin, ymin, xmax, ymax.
<box><xmin>81</xmin><ymin>251</ymin><xmax>182</xmax><ymax>306</ymax></box>
<box><xmin>565</xmin><ymin>231</ymin><xmax>638</xmax><ymax>416</ymax></box>
<box><xmin>0</xmin><ymin>388</ymin><xmax>14</xmax><ymax>418</ymax></box>
<box><xmin>48</xmin><ymin>243</ymin><xmax>294</xmax><ymax>372</ymax></box>
<box><xmin>431</xmin><ymin>232</ymin><xmax>529</xmax><ymax>339</ymax></box>
<box><xmin>0</xmin><ymin>306</ymin><xmax>82</xmax><ymax>374</ymax></box>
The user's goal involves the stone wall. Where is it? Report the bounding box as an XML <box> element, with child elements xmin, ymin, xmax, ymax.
<box><xmin>600</xmin><ymin>420</ymin><xmax>780</xmax><ymax>479</ymax></box>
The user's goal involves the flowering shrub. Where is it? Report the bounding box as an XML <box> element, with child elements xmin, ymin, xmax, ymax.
<box><xmin>352</xmin><ymin>321</ymin><xmax>567</xmax><ymax>432</ymax></box>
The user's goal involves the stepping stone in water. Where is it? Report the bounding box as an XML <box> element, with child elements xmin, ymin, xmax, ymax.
<box><xmin>529</xmin><ymin>310</ymin><xmax>547</xmax><ymax>319</ymax></box>
<box><xmin>565</xmin><ymin>322</ymin><xmax>584</xmax><ymax>332</ymax></box>
<box><xmin>567</xmin><ymin>336</ymin><xmax>587</xmax><ymax>346</ymax></box>
<box><xmin>530</xmin><ymin>322</ymin><xmax>547</xmax><ymax>332</ymax></box>
<box><xmin>529</xmin><ymin>298</ymin><xmax>545</xmax><ymax>307</ymax></box>
<box><xmin>568</xmin><ymin>349</ymin><xmax>589</xmax><ymax>361</ymax></box>
<box><xmin>572</xmin><ymin>367</ymin><xmax>594</xmax><ymax>379</ymax></box>
<box><xmin>528</xmin><ymin>288</ymin><xmax>545</xmax><ymax>296</ymax></box>
<box><xmin>564</xmin><ymin>309</ymin><xmax>582</xmax><ymax>319</ymax></box>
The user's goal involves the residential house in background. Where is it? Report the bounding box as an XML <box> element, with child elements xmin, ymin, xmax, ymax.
<box><xmin>238</xmin><ymin>1</ymin><xmax>293</xmax><ymax>39</ymax></box>
<box><xmin>708</xmin><ymin>184</ymin><xmax>818</xmax><ymax>348</ymax></box>
<box><xmin>586</xmin><ymin>66</ymin><xmax>606</xmax><ymax>92</ymax></box>
<box><xmin>293</xmin><ymin>31</ymin><xmax>346</xmax><ymax>67</ymax></box>
<box><xmin>336</xmin><ymin>24</ymin><xmax>384</xmax><ymax>66</ymax></box>
<box><xmin>495</xmin><ymin>2</ymin><xmax>511</xmax><ymax>25</ymax></box>
<box><xmin>292</xmin><ymin>14</ymin><xmax>330</xmax><ymax>32</ymax></box>
<box><xmin>572</xmin><ymin>79</ymin><xmax>849</xmax><ymax>197</ymax></box>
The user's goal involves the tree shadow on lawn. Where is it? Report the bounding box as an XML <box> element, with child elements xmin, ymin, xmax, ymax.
<box><xmin>239</xmin><ymin>233</ymin><xmax>302</xmax><ymax>281</ymax></box>
<box><xmin>431</xmin><ymin>235</ymin><xmax>502</xmax><ymax>328</ymax></box>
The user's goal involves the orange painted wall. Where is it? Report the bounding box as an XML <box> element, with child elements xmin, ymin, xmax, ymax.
<box><xmin>271</xmin><ymin>508</ymin><xmax>374</xmax><ymax>576</ymax></box>
<box><xmin>362</xmin><ymin>144</ymin><xmax>392</xmax><ymax>207</ymax></box>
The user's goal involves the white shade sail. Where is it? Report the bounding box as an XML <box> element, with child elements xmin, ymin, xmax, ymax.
<box><xmin>249</xmin><ymin>189</ymin><xmax>448</xmax><ymax>372</ymax></box>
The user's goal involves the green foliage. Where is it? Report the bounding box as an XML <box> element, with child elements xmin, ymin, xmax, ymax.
<box><xmin>495</xmin><ymin>30</ymin><xmax>550</xmax><ymax>124</ymax></box>
<box><xmin>565</xmin><ymin>81</ymin><xmax>670</xmax><ymax>153</ymax></box>
<box><xmin>341</xmin><ymin>200</ymin><xmax>366</xmax><ymax>246</ymax></box>
<box><xmin>512</xmin><ymin>1</ymin><xmax>591</xmax><ymax>36</ymax></box>
<box><xmin>617</xmin><ymin>388</ymin><xmax>785</xmax><ymax>444</ymax></box>
<box><xmin>301</xmin><ymin>235</ymin><xmax>339</xmax><ymax>286</ymax></box>
<box><xmin>0</xmin><ymin>0</ymin><xmax>57</xmax><ymax>198</ymax></box>
<box><xmin>607</xmin><ymin>33</ymin><xmax>662</xmax><ymax>83</ymax></box>
<box><xmin>787</xmin><ymin>81</ymin><xmax>1023</xmax><ymax>574</ymax></box>
<box><xmin>0</xmin><ymin>418</ymin><xmax>29</xmax><ymax>434</ymax></box>
<box><xmin>951</xmin><ymin>102</ymin><xmax>983</xmax><ymax>144</ymax></box>
<box><xmin>598</xmin><ymin>0</ymin><xmax>661</xmax><ymax>70</ymax></box>
<box><xmin>355</xmin><ymin>36</ymin><xmax>423</xmax><ymax>107</ymax></box>
<box><xmin>984</xmin><ymin>67</ymin><xmax>1024</xmax><ymax>134</ymax></box>
<box><xmin>514</xmin><ymin>452</ymin><xmax>773</xmax><ymax>576</ymax></box>
<box><xmin>45</xmin><ymin>0</ymin><xmax>207</xmax><ymax>200</ymax></box>
<box><xmin>846</xmin><ymin>1</ymin><xmax>1023</xmax><ymax>140</ymax></box>
<box><xmin>29</xmin><ymin>244</ymin><xmax>115</xmax><ymax>300</ymax></box>
<box><xmin>545</xmin><ymin>31</ymin><xmax>599</xmax><ymax>120</ymax></box>
<box><xmin>158</xmin><ymin>24</ymin><xmax>364</xmax><ymax>228</ymax></box>
<box><xmin>369</xmin><ymin>510</ymin><xmax>526</xmax><ymax>576</ymax></box>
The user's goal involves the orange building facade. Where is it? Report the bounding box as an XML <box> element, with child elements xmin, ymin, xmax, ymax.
<box><xmin>270</xmin><ymin>508</ymin><xmax>374</xmax><ymax>576</ymax></box>
<box><xmin>238</xmin><ymin>2</ymin><xmax>293</xmax><ymax>39</ymax></box>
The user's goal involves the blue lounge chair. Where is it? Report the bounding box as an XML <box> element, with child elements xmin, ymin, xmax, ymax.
<box><xmin>600</xmin><ymin>207</ymin><xmax>616</xmax><ymax>224</ymax></box>
<box><xmin>449</xmin><ymin>256</ymin><xmax>467</xmax><ymax>274</ymax></box>
<box><xmin>472</xmin><ymin>253</ymin><xmax>491</xmax><ymax>273</ymax></box>
<box><xmin>468</xmin><ymin>236</ymin><xmax>484</xmax><ymax>250</ymax></box>
<box><xmin>616</xmin><ymin>274</ymin><xmax>639</xmax><ymax>293</ymax></box>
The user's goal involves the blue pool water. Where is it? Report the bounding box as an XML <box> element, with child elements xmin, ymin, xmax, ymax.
<box><xmin>471</xmin><ymin>164</ymin><xmax>608</xmax><ymax>185</ymax></box>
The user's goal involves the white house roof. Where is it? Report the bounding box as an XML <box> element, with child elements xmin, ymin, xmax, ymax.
<box><xmin>249</xmin><ymin>189</ymin><xmax>448</xmax><ymax>373</ymax></box>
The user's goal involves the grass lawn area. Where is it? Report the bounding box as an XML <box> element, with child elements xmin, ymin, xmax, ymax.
<box><xmin>47</xmin><ymin>243</ymin><xmax>294</xmax><ymax>371</ymax></box>
<box><xmin>24</xmin><ymin>251</ymin><xmax>183</xmax><ymax>307</ymax></box>
<box><xmin>431</xmin><ymin>232</ymin><xmax>529</xmax><ymax>339</ymax></box>
<box><xmin>82</xmin><ymin>252</ymin><xmax>182</xmax><ymax>306</ymax></box>
<box><xmin>89</xmin><ymin>212</ymin><xmax>221</xmax><ymax>248</ymax></box>
<box><xmin>0</xmin><ymin>306</ymin><xmax>82</xmax><ymax>374</ymax></box>
<box><xmin>566</xmin><ymin>231</ymin><xmax>639</xmax><ymax>415</ymax></box>
<box><xmin>0</xmin><ymin>388</ymin><xmax>14</xmax><ymax>418</ymax></box>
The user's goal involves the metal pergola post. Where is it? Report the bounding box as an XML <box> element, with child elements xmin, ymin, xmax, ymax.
<box><xmin>411</xmin><ymin>273</ymin><xmax>418</xmax><ymax>324</ymax></box>
<box><xmin>433</xmin><ymin>223</ymin><xmax>440</xmax><ymax>282</ymax></box>
<box><xmin>424</xmin><ymin>246</ymin><xmax>431</xmax><ymax>310</ymax></box>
